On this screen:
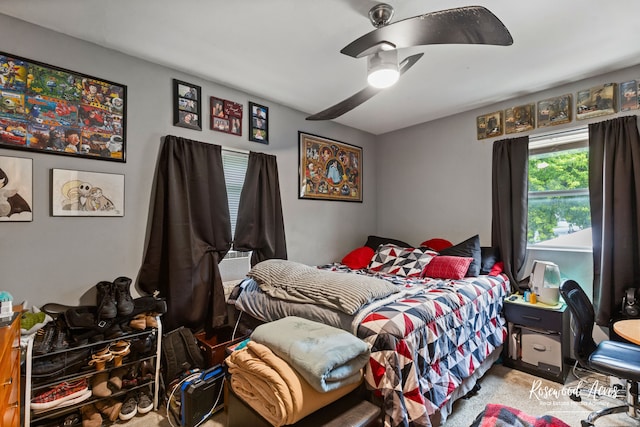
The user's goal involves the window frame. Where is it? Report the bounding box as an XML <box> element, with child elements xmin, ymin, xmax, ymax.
<box><xmin>527</xmin><ymin>128</ymin><xmax>591</xmax><ymax>251</ymax></box>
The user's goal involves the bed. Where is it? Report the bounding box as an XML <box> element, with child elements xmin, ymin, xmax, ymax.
<box><xmin>228</xmin><ymin>237</ymin><xmax>510</xmax><ymax>427</ymax></box>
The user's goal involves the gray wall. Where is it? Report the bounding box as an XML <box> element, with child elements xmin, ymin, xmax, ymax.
<box><xmin>375</xmin><ymin>63</ymin><xmax>640</xmax><ymax>294</ymax></box>
<box><xmin>0</xmin><ymin>14</ymin><xmax>378</xmax><ymax>307</ymax></box>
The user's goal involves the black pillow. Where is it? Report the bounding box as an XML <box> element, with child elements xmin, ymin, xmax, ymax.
<box><xmin>480</xmin><ymin>246</ymin><xmax>501</xmax><ymax>275</ymax></box>
<box><xmin>364</xmin><ymin>235</ymin><xmax>411</xmax><ymax>251</ymax></box>
<box><xmin>439</xmin><ymin>235</ymin><xmax>481</xmax><ymax>277</ymax></box>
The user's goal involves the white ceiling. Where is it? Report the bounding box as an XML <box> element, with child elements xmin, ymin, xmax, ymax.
<box><xmin>1</xmin><ymin>1</ymin><xmax>639</xmax><ymax>135</ymax></box>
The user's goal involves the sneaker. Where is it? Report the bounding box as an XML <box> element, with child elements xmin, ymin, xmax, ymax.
<box><xmin>137</xmin><ymin>387</ymin><xmax>153</xmax><ymax>414</ymax></box>
<box><xmin>32</xmin><ymin>323</ymin><xmax>55</xmax><ymax>355</ymax></box>
<box><xmin>119</xmin><ymin>391</ymin><xmax>138</xmax><ymax>421</ymax></box>
<box><xmin>31</xmin><ymin>379</ymin><xmax>89</xmax><ymax>410</ymax></box>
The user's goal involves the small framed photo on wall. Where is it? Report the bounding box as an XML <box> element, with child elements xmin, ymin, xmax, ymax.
<box><xmin>576</xmin><ymin>83</ymin><xmax>617</xmax><ymax>120</ymax></box>
<box><xmin>537</xmin><ymin>94</ymin><xmax>572</xmax><ymax>127</ymax></box>
<box><xmin>249</xmin><ymin>102</ymin><xmax>268</xmax><ymax>144</ymax></box>
<box><xmin>620</xmin><ymin>80</ymin><xmax>639</xmax><ymax>111</ymax></box>
<box><xmin>210</xmin><ymin>97</ymin><xmax>243</xmax><ymax>135</ymax></box>
<box><xmin>0</xmin><ymin>155</ymin><xmax>32</xmax><ymax>222</ymax></box>
<box><xmin>476</xmin><ymin>111</ymin><xmax>503</xmax><ymax>140</ymax></box>
<box><xmin>173</xmin><ymin>79</ymin><xmax>202</xmax><ymax>131</ymax></box>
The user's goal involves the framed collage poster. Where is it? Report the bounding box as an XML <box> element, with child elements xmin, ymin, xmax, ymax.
<box><xmin>537</xmin><ymin>94</ymin><xmax>572</xmax><ymax>127</ymax></box>
<box><xmin>51</xmin><ymin>168</ymin><xmax>124</xmax><ymax>217</ymax></box>
<box><xmin>173</xmin><ymin>79</ymin><xmax>202</xmax><ymax>130</ymax></box>
<box><xmin>210</xmin><ymin>97</ymin><xmax>242</xmax><ymax>135</ymax></box>
<box><xmin>298</xmin><ymin>132</ymin><xmax>362</xmax><ymax>202</ymax></box>
<box><xmin>620</xmin><ymin>80</ymin><xmax>639</xmax><ymax>111</ymax></box>
<box><xmin>0</xmin><ymin>155</ymin><xmax>32</xmax><ymax>222</ymax></box>
<box><xmin>576</xmin><ymin>83</ymin><xmax>617</xmax><ymax>120</ymax></box>
<box><xmin>476</xmin><ymin>111</ymin><xmax>503</xmax><ymax>140</ymax></box>
<box><xmin>0</xmin><ymin>51</ymin><xmax>126</xmax><ymax>162</ymax></box>
<box><xmin>249</xmin><ymin>102</ymin><xmax>268</xmax><ymax>143</ymax></box>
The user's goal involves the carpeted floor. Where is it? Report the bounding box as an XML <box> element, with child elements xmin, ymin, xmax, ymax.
<box><xmin>125</xmin><ymin>362</ymin><xmax>639</xmax><ymax>427</ymax></box>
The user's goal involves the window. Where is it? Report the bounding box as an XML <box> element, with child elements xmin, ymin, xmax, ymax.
<box><xmin>528</xmin><ymin>129</ymin><xmax>591</xmax><ymax>249</ymax></box>
<box><xmin>222</xmin><ymin>149</ymin><xmax>249</xmax><ymax>258</ymax></box>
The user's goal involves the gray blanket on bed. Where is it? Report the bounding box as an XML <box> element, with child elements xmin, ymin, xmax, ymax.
<box><xmin>250</xmin><ymin>316</ymin><xmax>370</xmax><ymax>393</ymax></box>
<box><xmin>247</xmin><ymin>259</ymin><xmax>400</xmax><ymax>315</ymax></box>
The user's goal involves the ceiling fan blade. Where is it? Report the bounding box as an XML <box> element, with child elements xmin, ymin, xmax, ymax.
<box><xmin>306</xmin><ymin>53</ymin><xmax>423</xmax><ymax>121</ymax></box>
<box><xmin>341</xmin><ymin>6</ymin><xmax>513</xmax><ymax>58</ymax></box>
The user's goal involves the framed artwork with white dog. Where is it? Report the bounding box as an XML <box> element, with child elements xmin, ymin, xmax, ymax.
<box><xmin>51</xmin><ymin>168</ymin><xmax>124</xmax><ymax>217</ymax></box>
<box><xmin>0</xmin><ymin>51</ymin><xmax>126</xmax><ymax>162</ymax></box>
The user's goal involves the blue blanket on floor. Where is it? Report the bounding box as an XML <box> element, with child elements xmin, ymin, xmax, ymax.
<box><xmin>250</xmin><ymin>316</ymin><xmax>370</xmax><ymax>393</ymax></box>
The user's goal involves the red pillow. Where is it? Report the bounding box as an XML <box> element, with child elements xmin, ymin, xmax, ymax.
<box><xmin>489</xmin><ymin>261</ymin><xmax>504</xmax><ymax>276</ymax></box>
<box><xmin>422</xmin><ymin>256</ymin><xmax>473</xmax><ymax>280</ymax></box>
<box><xmin>420</xmin><ymin>238</ymin><xmax>453</xmax><ymax>251</ymax></box>
<box><xmin>341</xmin><ymin>246</ymin><xmax>375</xmax><ymax>270</ymax></box>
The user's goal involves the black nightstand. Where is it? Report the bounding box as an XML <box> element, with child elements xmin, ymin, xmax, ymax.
<box><xmin>503</xmin><ymin>294</ymin><xmax>570</xmax><ymax>384</ymax></box>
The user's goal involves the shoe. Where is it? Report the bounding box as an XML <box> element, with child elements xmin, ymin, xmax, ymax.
<box><xmin>95</xmin><ymin>397</ymin><xmax>123</xmax><ymax>422</ymax></box>
<box><xmin>113</xmin><ymin>276</ymin><xmax>134</xmax><ymax>316</ymax></box>
<box><xmin>31</xmin><ymin>379</ymin><xmax>89</xmax><ymax>411</ymax></box>
<box><xmin>119</xmin><ymin>391</ymin><xmax>138</xmax><ymax>421</ymax></box>
<box><xmin>88</xmin><ymin>346</ymin><xmax>113</xmax><ymax>371</ymax></box>
<box><xmin>80</xmin><ymin>403</ymin><xmax>102</xmax><ymax>427</ymax></box>
<box><xmin>51</xmin><ymin>318</ymin><xmax>71</xmax><ymax>352</ymax></box>
<box><xmin>140</xmin><ymin>359</ymin><xmax>155</xmax><ymax>382</ymax></box>
<box><xmin>96</xmin><ymin>281</ymin><xmax>117</xmax><ymax>319</ymax></box>
<box><xmin>137</xmin><ymin>386</ymin><xmax>154</xmax><ymax>414</ymax></box>
<box><xmin>108</xmin><ymin>366</ymin><xmax>127</xmax><ymax>391</ymax></box>
<box><xmin>110</xmin><ymin>340</ymin><xmax>131</xmax><ymax>367</ymax></box>
<box><xmin>104</xmin><ymin>322</ymin><xmax>124</xmax><ymax>340</ymax></box>
<box><xmin>129</xmin><ymin>314</ymin><xmax>146</xmax><ymax>330</ymax></box>
<box><xmin>33</xmin><ymin>323</ymin><xmax>55</xmax><ymax>355</ymax></box>
<box><xmin>145</xmin><ymin>313</ymin><xmax>158</xmax><ymax>329</ymax></box>
<box><xmin>91</xmin><ymin>372</ymin><xmax>112</xmax><ymax>398</ymax></box>
<box><xmin>31</xmin><ymin>348</ymin><xmax>91</xmax><ymax>378</ymax></box>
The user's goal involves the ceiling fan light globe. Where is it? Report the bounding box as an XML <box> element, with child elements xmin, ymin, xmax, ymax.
<box><xmin>367</xmin><ymin>50</ymin><xmax>399</xmax><ymax>88</ymax></box>
<box><xmin>367</xmin><ymin>68</ymin><xmax>399</xmax><ymax>88</ymax></box>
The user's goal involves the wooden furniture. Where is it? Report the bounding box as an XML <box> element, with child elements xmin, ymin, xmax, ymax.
<box><xmin>0</xmin><ymin>313</ymin><xmax>21</xmax><ymax>427</ymax></box>
<box><xmin>613</xmin><ymin>319</ymin><xmax>640</xmax><ymax>345</ymax></box>
<box><xmin>503</xmin><ymin>294</ymin><xmax>570</xmax><ymax>383</ymax></box>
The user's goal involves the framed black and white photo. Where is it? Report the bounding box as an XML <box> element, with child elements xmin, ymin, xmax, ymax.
<box><xmin>173</xmin><ymin>79</ymin><xmax>202</xmax><ymax>131</ymax></box>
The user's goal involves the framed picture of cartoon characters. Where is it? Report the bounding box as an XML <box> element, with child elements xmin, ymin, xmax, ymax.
<box><xmin>51</xmin><ymin>168</ymin><xmax>124</xmax><ymax>217</ymax></box>
<box><xmin>298</xmin><ymin>131</ymin><xmax>362</xmax><ymax>202</ymax></box>
<box><xmin>0</xmin><ymin>51</ymin><xmax>126</xmax><ymax>162</ymax></box>
<box><xmin>0</xmin><ymin>155</ymin><xmax>32</xmax><ymax>222</ymax></box>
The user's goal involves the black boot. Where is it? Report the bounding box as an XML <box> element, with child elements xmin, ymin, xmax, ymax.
<box><xmin>96</xmin><ymin>281</ymin><xmax>117</xmax><ymax>319</ymax></box>
<box><xmin>113</xmin><ymin>277</ymin><xmax>134</xmax><ymax>316</ymax></box>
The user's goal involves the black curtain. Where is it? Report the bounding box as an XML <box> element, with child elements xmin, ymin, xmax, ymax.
<box><xmin>234</xmin><ymin>151</ymin><xmax>287</xmax><ymax>266</ymax></box>
<box><xmin>589</xmin><ymin>116</ymin><xmax>640</xmax><ymax>326</ymax></box>
<box><xmin>138</xmin><ymin>135</ymin><xmax>232</xmax><ymax>332</ymax></box>
<box><xmin>491</xmin><ymin>136</ymin><xmax>529</xmax><ymax>290</ymax></box>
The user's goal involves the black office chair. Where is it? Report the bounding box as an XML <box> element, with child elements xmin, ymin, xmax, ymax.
<box><xmin>560</xmin><ymin>279</ymin><xmax>640</xmax><ymax>426</ymax></box>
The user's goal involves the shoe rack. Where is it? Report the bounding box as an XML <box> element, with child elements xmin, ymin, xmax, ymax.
<box><xmin>23</xmin><ymin>316</ymin><xmax>162</xmax><ymax>426</ymax></box>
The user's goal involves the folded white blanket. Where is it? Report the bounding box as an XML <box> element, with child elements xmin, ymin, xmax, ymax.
<box><xmin>251</xmin><ymin>316</ymin><xmax>371</xmax><ymax>393</ymax></box>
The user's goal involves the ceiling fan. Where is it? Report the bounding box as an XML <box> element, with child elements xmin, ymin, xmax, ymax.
<box><xmin>306</xmin><ymin>4</ymin><xmax>513</xmax><ymax>121</ymax></box>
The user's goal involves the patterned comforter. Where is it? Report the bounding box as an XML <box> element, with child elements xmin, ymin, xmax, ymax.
<box><xmin>232</xmin><ymin>263</ymin><xmax>510</xmax><ymax>427</ymax></box>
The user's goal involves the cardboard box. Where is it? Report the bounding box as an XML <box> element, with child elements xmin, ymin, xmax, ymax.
<box><xmin>195</xmin><ymin>327</ymin><xmax>248</xmax><ymax>367</ymax></box>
